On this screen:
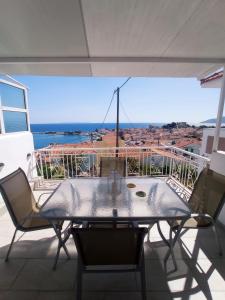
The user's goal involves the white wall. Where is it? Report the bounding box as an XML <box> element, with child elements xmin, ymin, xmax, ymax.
<box><xmin>0</xmin><ymin>131</ymin><xmax>36</xmax><ymax>180</ymax></box>
<box><xmin>0</xmin><ymin>132</ymin><xmax>37</xmax><ymax>215</ymax></box>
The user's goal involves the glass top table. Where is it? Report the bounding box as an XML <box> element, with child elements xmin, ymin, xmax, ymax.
<box><xmin>39</xmin><ymin>177</ymin><xmax>191</xmax><ymax>222</ymax></box>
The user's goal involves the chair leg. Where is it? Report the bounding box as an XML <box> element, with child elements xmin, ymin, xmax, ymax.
<box><xmin>212</xmin><ymin>224</ymin><xmax>223</xmax><ymax>256</ymax></box>
<box><xmin>5</xmin><ymin>228</ymin><xmax>17</xmax><ymax>262</ymax></box>
<box><xmin>146</xmin><ymin>224</ymin><xmax>151</xmax><ymax>242</ymax></box>
<box><xmin>157</xmin><ymin>221</ymin><xmax>169</xmax><ymax>247</ymax></box>
<box><xmin>168</xmin><ymin>226</ymin><xmax>178</xmax><ymax>271</ymax></box>
<box><xmin>140</xmin><ymin>256</ymin><xmax>147</xmax><ymax>300</ymax></box>
<box><xmin>53</xmin><ymin>237</ymin><xmax>61</xmax><ymax>270</ymax></box>
<box><xmin>76</xmin><ymin>257</ymin><xmax>82</xmax><ymax>300</ymax></box>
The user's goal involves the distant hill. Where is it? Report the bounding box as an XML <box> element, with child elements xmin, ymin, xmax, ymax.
<box><xmin>202</xmin><ymin>116</ymin><xmax>225</xmax><ymax>123</ymax></box>
<box><xmin>162</xmin><ymin>122</ymin><xmax>191</xmax><ymax>129</ymax></box>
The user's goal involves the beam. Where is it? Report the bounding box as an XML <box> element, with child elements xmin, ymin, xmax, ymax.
<box><xmin>212</xmin><ymin>67</ymin><xmax>225</xmax><ymax>152</ymax></box>
<box><xmin>0</xmin><ymin>56</ymin><xmax>225</xmax><ymax>64</ymax></box>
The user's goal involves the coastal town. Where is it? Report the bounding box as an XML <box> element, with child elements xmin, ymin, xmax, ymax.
<box><xmin>43</xmin><ymin>122</ymin><xmax>207</xmax><ymax>156</ymax></box>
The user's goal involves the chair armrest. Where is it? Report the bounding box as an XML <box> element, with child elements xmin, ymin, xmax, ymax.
<box><xmin>191</xmin><ymin>213</ymin><xmax>213</xmax><ymax>220</ymax></box>
<box><xmin>191</xmin><ymin>213</ymin><xmax>214</xmax><ymax>224</ymax></box>
<box><xmin>37</xmin><ymin>192</ymin><xmax>52</xmax><ymax>206</ymax></box>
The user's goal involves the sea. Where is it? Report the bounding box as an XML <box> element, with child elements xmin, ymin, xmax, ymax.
<box><xmin>31</xmin><ymin>123</ymin><xmax>163</xmax><ymax>149</ymax></box>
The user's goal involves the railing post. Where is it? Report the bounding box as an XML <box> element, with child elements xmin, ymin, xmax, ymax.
<box><xmin>62</xmin><ymin>149</ymin><xmax>66</xmax><ymax>178</ymax></box>
<box><xmin>139</xmin><ymin>148</ymin><xmax>141</xmax><ymax>176</ymax></box>
<box><xmin>44</xmin><ymin>151</ymin><xmax>48</xmax><ymax>180</ymax></box>
<box><xmin>66</xmin><ymin>153</ymin><xmax>69</xmax><ymax>178</ymax></box>
<box><xmin>88</xmin><ymin>154</ymin><xmax>91</xmax><ymax>177</ymax></box>
<box><xmin>49</xmin><ymin>150</ymin><xmax>53</xmax><ymax>180</ymax></box>
<box><xmin>75</xmin><ymin>153</ymin><xmax>78</xmax><ymax>177</ymax></box>
<box><xmin>71</xmin><ymin>154</ymin><xmax>74</xmax><ymax>178</ymax></box>
<box><xmin>39</xmin><ymin>151</ymin><xmax>44</xmax><ymax>179</ymax></box>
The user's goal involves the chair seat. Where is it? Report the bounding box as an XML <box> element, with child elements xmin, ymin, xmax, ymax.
<box><xmin>169</xmin><ymin>217</ymin><xmax>212</xmax><ymax>230</ymax></box>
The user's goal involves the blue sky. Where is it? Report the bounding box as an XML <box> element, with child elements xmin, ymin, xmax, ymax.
<box><xmin>14</xmin><ymin>76</ymin><xmax>221</xmax><ymax>124</ymax></box>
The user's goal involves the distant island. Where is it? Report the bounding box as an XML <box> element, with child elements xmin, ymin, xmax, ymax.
<box><xmin>202</xmin><ymin>116</ymin><xmax>225</xmax><ymax>123</ymax></box>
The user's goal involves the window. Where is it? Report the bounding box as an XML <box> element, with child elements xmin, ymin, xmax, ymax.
<box><xmin>0</xmin><ymin>81</ymin><xmax>29</xmax><ymax>134</ymax></box>
<box><xmin>3</xmin><ymin>111</ymin><xmax>28</xmax><ymax>133</ymax></box>
<box><xmin>0</xmin><ymin>83</ymin><xmax>26</xmax><ymax>109</ymax></box>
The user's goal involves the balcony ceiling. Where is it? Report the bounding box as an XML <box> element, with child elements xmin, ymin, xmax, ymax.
<box><xmin>0</xmin><ymin>0</ymin><xmax>225</xmax><ymax>77</ymax></box>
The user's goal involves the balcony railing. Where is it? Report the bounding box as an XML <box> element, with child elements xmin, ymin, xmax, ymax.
<box><xmin>34</xmin><ymin>146</ymin><xmax>209</xmax><ymax>196</ymax></box>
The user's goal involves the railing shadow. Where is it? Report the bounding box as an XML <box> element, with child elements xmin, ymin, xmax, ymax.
<box><xmin>162</xmin><ymin>225</ymin><xmax>225</xmax><ymax>299</ymax></box>
<box><xmin>1</xmin><ymin>223</ymin><xmax>224</xmax><ymax>298</ymax></box>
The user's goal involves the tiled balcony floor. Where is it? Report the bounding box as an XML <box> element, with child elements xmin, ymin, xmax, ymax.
<box><xmin>1</xmin><ymin>192</ymin><xmax>225</xmax><ymax>299</ymax></box>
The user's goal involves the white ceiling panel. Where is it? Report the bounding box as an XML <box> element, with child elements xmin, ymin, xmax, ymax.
<box><xmin>165</xmin><ymin>0</ymin><xmax>225</xmax><ymax>58</ymax></box>
<box><xmin>82</xmin><ymin>0</ymin><xmax>203</xmax><ymax>57</ymax></box>
<box><xmin>0</xmin><ymin>0</ymin><xmax>225</xmax><ymax>77</ymax></box>
<box><xmin>0</xmin><ymin>0</ymin><xmax>88</xmax><ymax>56</ymax></box>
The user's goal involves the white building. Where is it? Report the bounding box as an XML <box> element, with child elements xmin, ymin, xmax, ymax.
<box><xmin>201</xmin><ymin>128</ymin><xmax>225</xmax><ymax>158</ymax></box>
<box><xmin>0</xmin><ymin>77</ymin><xmax>36</xmax><ymax>215</ymax></box>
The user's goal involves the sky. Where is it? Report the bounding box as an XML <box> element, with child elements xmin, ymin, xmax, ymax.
<box><xmin>14</xmin><ymin>76</ymin><xmax>221</xmax><ymax>124</ymax></box>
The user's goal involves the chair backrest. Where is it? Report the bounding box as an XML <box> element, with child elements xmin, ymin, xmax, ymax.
<box><xmin>70</xmin><ymin>227</ymin><xmax>148</xmax><ymax>266</ymax></box>
<box><xmin>189</xmin><ymin>168</ymin><xmax>225</xmax><ymax>221</ymax></box>
<box><xmin>100</xmin><ymin>157</ymin><xmax>126</xmax><ymax>177</ymax></box>
<box><xmin>0</xmin><ymin>168</ymin><xmax>37</xmax><ymax>229</ymax></box>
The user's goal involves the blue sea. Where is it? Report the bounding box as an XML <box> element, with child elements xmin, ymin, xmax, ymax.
<box><xmin>31</xmin><ymin>123</ymin><xmax>163</xmax><ymax>149</ymax></box>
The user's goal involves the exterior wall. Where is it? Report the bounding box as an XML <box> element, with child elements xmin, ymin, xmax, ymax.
<box><xmin>0</xmin><ymin>78</ymin><xmax>36</xmax><ymax>215</ymax></box>
<box><xmin>205</xmin><ymin>136</ymin><xmax>225</xmax><ymax>154</ymax></box>
<box><xmin>0</xmin><ymin>131</ymin><xmax>36</xmax><ymax>180</ymax></box>
<box><xmin>200</xmin><ymin>128</ymin><xmax>225</xmax><ymax>157</ymax></box>
<box><xmin>0</xmin><ymin>132</ymin><xmax>36</xmax><ymax>215</ymax></box>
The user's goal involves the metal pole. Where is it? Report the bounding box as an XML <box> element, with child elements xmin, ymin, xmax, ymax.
<box><xmin>116</xmin><ymin>87</ymin><xmax>120</xmax><ymax>157</ymax></box>
<box><xmin>212</xmin><ymin>67</ymin><xmax>225</xmax><ymax>152</ymax></box>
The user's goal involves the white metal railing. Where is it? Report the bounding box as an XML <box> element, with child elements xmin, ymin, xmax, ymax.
<box><xmin>34</xmin><ymin>146</ymin><xmax>209</xmax><ymax>193</ymax></box>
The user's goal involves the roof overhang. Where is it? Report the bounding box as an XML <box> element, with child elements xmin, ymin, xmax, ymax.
<box><xmin>200</xmin><ymin>71</ymin><xmax>223</xmax><ymax>88</ymax></box>
<box><xmin>0</xmin><ymin>0</ymin><xmax>225</xmax><ymax>77</ymax></box>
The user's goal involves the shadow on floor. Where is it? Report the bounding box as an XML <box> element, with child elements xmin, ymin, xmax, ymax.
<box><xmin>0</xmin><ymin>226</ymin><xmax>225</xmax><ymax>299</ymax></box>
<box><xmin>162</xmin><ymin>225</ymin><xmax>225</xmax><ymax>300</ymax></box>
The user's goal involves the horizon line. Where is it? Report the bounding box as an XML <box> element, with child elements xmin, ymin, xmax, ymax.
<box><xmin>30</xmin><ymin>121</ymin><xmax>209</xmax><ymax>125</ymax></box>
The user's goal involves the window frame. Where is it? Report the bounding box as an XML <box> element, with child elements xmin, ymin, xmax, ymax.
<box><xmin>0</xmin><ymin>79</ymin><xmax>30</xmax><ymax>134</ymax></box>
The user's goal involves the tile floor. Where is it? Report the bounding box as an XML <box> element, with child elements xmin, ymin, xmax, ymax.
<box><xmin>0</xmin><ymin>191</ymin><xmax>225</xmax><ymax>300</ymax></box>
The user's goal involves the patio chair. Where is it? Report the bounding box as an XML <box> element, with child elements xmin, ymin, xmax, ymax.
<box><xmin>100</xmin><ymin>157</ymin><xmax>126</xmax><ymax>177</ymax></box>
<box><xmin>0</xmin><ymin>168</ymin><xmax>70</xmax><ymax>267</ymax></box>
<box><xmin>167</xmin><ymin>167</ymin><xmax>225</xmax><ymax>256</ymax></box>
<box><xmin>70</xmin><ymin>226</ymin><xmax>148</xmax><ymax>300</ymax></box>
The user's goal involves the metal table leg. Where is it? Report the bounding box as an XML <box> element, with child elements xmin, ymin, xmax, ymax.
<box><xmin>52</xmin><ymin>222</ymin><xmax>71</xmax><ymax>270</ymax></box>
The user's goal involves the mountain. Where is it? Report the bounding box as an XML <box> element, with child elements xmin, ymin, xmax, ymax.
<box><xmin>202</xmin><ymin>116</ymin><xmax>225</xmax><ymax>123</ymax></box>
